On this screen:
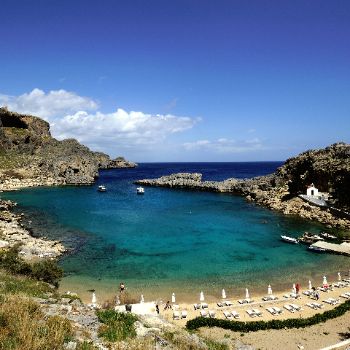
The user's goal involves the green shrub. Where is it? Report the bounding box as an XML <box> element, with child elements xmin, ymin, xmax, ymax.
<box><xmin>31</xmin><ymin>260</ymin><xmax>63</xmax><ymax>287</ymax></box>
<box><xmin>97</xmin><ymin>310</ymin><xmax>138</xmax><ymax>342</ymax></box>
<box><xmin>0</xmin><ymin>244</ymin><xmax>32</xmax><ymax>275</ymax></box>
<box><xmin>186</xmin><ymin>300</ymin><xmax>350</xmax><ymax>332</ymax></box>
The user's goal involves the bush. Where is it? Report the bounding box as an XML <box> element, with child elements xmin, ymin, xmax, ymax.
<box><xmin>0</xmin><ymin>244</ymin><xmax>32</xmax><ymax>275</ymax></box>
<box><xmin>31</xmin><ymin>260</ymin><xmax>63</xmax><ymax>287</ymax></box>
<box><xmin>96</xmin><ymin>310</ymin><xmax>138</xmax><ymax>342</ymax></box>
<box><xmin>186</xmin><ymin>300</ymin><xmax>350</xmax><ymax>332</ymax></box>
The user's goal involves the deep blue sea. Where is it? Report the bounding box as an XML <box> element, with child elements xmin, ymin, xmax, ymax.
<box><xmin>3</xmin><ymin>163</ymin><xmax>349</xmax><ymax>302</ymax></box>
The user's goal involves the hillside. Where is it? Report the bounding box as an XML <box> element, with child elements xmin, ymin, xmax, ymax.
<box><xmin>0</xmin><ymin>107</ymin><xmax>136</xmax><ymax>187</ymax></box>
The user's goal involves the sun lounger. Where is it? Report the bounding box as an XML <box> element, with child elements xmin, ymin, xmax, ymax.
<box><xmin>262</xmin><ymin>295</ymin><xmax>278</xmax><ymax>301</ymax></box>
<box><xmin>223</xmin><ymin>311</ymin><xmax>233</xmax><ymax>319</ymax></box>
<box><xmin>238</xmin><ymin>298</ymin><xmax>251</xmax><ymax>304</ymax></box>
<box><xmin>231</xmin><ymin>310</ymin><xmax>240</xmax><ymax>319</ymax></box>
<box><xmin>266</xmin><ymin>307</ymin><xmax>277</xmax><ymax>315</ymax></box>
<box><xmin>246</xmin><ymin>309</ymin><xmax>256</xmax><ymax>318</ymax></box>
<box><xmin>173</xmin><ymin>311</ymin><xmax>180</xmax><ymax>320</ymax></box>
<box><xmin>252</xmin><ymin>308</ymin><xmax>262</xmax><ymax>317</ymax></box>
<box><xmin>209</xmin><ymin>310</ymin><xmax>216</xmax><ymax>318</ymax></box>
<box><xmin>312</xmin><ymin>302</ymin><xmax>324</xmax><ymax>309</ymax></box>
<box><xmin>284</xmin><ymin>304</ymin><xmax>295</xmax><ymax>313</ymax></box>
<box><xmin>340</xmin><ymin>293</ymin><xmax>350</xmax><ymax>299</ymax></box>
<box><xmin>217</xmin><ymin>302</ymin><xmax>224</xmax><ymax>307</ymax></box>
<box><xmin>224</xmin><ymin>300</ymin><xmax>233</xmax><ymax>306</ymax></box>
<box><xmin>306</xmin><ymin>303</ymin><xmax>317</xmax><ymax>310</ymax></box>
<box><xmin>273</xmin><ymin>307</ymin><xmax>282</xmax><ymax>314</ymax></box>
<box><xmin>193</xmin><ymin>303</ymin><xmax>201</xmax><ymax>310</ymax></box>
<box><xmin>303</xmin><ymin>290</ymin><xmax>312</xmax><ymax>296</ymax></box>
<box><xmin>200</xmin><ymin>310</ymin><xmax>208</xmax><ymax>317</ymax></box>
<box><xmin>181</xmin><ymin>310</ymin><xmax>187</xmax><ymax>318</ymax></box>
<box><xmin>201</xmin><ymin>302</ymin><xmax>208</xmax><ymax>309</ymax></box>
<box><xmin>290</xmin><ymin>303</ymin><xmax>302</xmax><ymax>311</ymax></box>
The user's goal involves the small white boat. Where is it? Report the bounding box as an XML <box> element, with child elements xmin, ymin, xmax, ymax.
<box><xmin>308</xmin><ymin>245</ymin><xmax>327</xmax><ymax>253</ymax></box>
<box><xmin>281</xmin><ymin>235</ymin><xmax>299</xmax><ymax>244</ymax></box>
<box><xmin>98</xmin><ymin>185</ymin><xmax>107</xmax><ymax>192</ymax></box>
<box><xmin>136</xmin><ymin>186</ymin><xmax>145</xmax><ymax>195</ymax></box>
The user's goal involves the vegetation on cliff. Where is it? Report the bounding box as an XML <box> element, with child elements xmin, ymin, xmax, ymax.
<box><xmin>0</xmin><ymin>107</ymin><xmax>136</xmax><ymax>186</ymax></box>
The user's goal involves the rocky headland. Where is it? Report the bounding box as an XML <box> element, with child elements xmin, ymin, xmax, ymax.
<box><xmin>0</xmin><ymin>107</ymin><xmax>136</xmax><ymax>191</ymax></box>
<box><xmin>136</xmin><ymin>143</ymin><xmax>350</xmax><ymax>229</ymax></box>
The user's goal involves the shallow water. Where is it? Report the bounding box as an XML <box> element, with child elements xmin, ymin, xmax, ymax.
<box><xmin>4</xmin><ymin>163</ymin><xmax>349</xmax><ymax>303</ymax></box>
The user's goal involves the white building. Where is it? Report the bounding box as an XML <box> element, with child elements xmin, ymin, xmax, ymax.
<box><xmin>307</xmin><ymin>184</ymin><xmax>319</xmax><ymax>197</ymax></box>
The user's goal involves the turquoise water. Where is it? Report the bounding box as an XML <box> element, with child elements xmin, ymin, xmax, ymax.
<box><xmin>3</xmin><ymin>163</ymin><xmax>349</xmax><ymax>302</ymax></box>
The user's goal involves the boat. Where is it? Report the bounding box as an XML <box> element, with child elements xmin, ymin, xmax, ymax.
<box><xmin>320</xmin><ymin>232</ymin><xmax>337</xmax><ymax>240</ymax></box>
<box><xmin>98</xmin><ymin>185</ymin><xmax>107</xmax><ymax>192</ymax></box>
<box><xmin>136</xmin><ymin>186</ymin><xmax>145</xmax><ymax>195</ymax></box>
<box><xmin>281</xmin><ymin>235</ymin><xmax>299</xmax><ymax>244</ymax></box>
<box><xmin>308</xmin><ymin>245</ymin><xmax>327</xmax><ymax>253</ymax></box>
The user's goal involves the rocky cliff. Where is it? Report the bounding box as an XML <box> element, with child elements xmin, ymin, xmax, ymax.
<box><xmin>0</xmin><ymin>107</ymin><xmax>136</xmax><ymax>188</ymax></box>
<box><xmin>136</xmin><ymin>143</ymin><xmax>350</xmax><ymax>229</ymax></box>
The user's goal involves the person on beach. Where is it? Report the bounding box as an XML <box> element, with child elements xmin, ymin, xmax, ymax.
<box><xmin>296</xmin><ymin>283</ymin><xmax>300</xmax><ymax>294</ymax></box>
<box><xmin>164</xmin><ymin>301</ymin><xmax>171</xmax><ymax>310</ymax></box>
<box><xmin>156</xmin><ymin>304</ymin><xmax>160</xmax><ymax>314</ymax></box>
<box><xmin>120</xmin><ymin>282</ymin><xmax>125</xmax><ymax>292</ymax></box>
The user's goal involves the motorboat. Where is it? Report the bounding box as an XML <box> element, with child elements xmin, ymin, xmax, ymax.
<box><xmin>98</xmin><ymin>185</ymin><xmax>107</xmax><ymax>192</ymax></box>
<box><xmin>308</xmin><ymin>245</ymin><xmax>327</xmax><ymax>253</ymax></box>
<box><xmin>281</xmin><ymin>235</ymin><xmax>299</xmax><ymax>244</ymax></box>
<box><xmin>136</xmin><ymin>186</ymin><xmax>145</xmax><ymax>195</ymax></box>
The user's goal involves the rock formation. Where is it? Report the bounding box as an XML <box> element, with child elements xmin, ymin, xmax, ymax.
<box><xmin>136</xmin><ymin>143</ymin><xmax>350</xmax><ymax>229</ymax></box>
<box><xmin>0</xmin><ymin>107</ymin><xmax>136</xmax><ymax>188</ymax></box>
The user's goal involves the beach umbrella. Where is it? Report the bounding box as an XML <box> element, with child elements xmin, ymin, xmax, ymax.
<box><xmin>268</xmin><ymin>285</ymin><xmax>272</xmax><ymax>295</ymax></box>
<box><xmin>140</xmin><ymin>294</ymin><xmax>144</xmax><ymax>303</ymax></box>
<box><xmin>245</xmin><ymin>288</ymin><xmax>250</xmax><ymax>299</ymax></box>
<box><xmin>92</xmin><ymin>292</ymin><xmax>97</xmax><ymax>305</ymax></box>
<box><xmin>338</xmin><ymin>272</ymin><xmax>341</xmax><ymax>281</ymax></box>
<box><xmin>292</xmin><ymin>284</ymin><xmax>296</xmax><ymax>295</ymax></box>
<box><xmin>200</xmin><ymin>291</ymin><xmax>205</xmax><ymax>302</ymax></box>
<box><xmin>308</xmin><ymin>280</ymin><xmax>312</xmax><ymax>290</ymax></box>
<box><xmin>323</xmin><ymin>276</ymin><xmax>328</xmax><ymax>287</ymax></box>
<box><xmin>171</xmin><ymin>293</ymin><xmax>176</xmax><ymax>303</ymax></box>
<box><xmin>222</xmin><ymin>289</ymin><xmax>226</xmax><ymax>299</ymax></box>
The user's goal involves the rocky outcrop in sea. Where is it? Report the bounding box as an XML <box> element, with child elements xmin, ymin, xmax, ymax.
<box><xmin>136</xmin><ymin>143</ymin><xmax>350</xmax><ymax>229</ymax></box>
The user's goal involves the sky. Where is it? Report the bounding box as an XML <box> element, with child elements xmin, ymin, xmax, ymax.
<box><xmin>0</xmin><ymin>0</ymin><xmax>349</xmax><ymax>162</ymax></box>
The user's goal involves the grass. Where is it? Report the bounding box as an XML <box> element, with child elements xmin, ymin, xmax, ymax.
<box><xmin>97</xmin><ymin>310</ymin><xmax>138</xmax><ymax>342</ymax></box>
<box><xmin>0</xmin><ymin>270</ymin><xmax>57</xmax><ymax>299</ymax></box>
<box><xmin>0</xmin><ymin>294</ymin><xmax>73</xmax><ymax>350</ymax></box>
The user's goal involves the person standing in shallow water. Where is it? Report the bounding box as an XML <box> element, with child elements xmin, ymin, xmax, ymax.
<box><xmin>120</xmin><ymin>282</ymin><xmax>125</xmax><ymax>292</ymax></box>
<box><xmin>156</xmin><ymin>304</ymin><xmax>160</xmax><ymax>314</ymax></box>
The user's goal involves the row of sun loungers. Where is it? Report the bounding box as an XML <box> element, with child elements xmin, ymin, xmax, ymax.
<box><xmin>200</xmin><ymin>309</ymin><xmax>216</xmax><ymax>318</ymax></box>
<box><xmin>306</xmin><ymin>302</ymin><xmax>324</xmax><ymax>310</ymax></box>
<box><xmin>246</xmin><ymin>309</ymin><xmax>263</xmax><ymax>317</ymax></box>
<box><xmin>193</xmin><ymin>303</ymin><xmax>208</xmax><ymax>310</ymax></box>
<box><xmin>266</xmin><ymin>306</ymin><xmax>283</xmax><ymax>315</ymax></box>
<box><xmin>284</xmin><ymin>304</ymin><xmax>302</xmax><ymax>313</ymax></box>
<box><xmin>340</xmin><ymin>292</ymin><xmax>350</xmax><ymax>299</ymax></box>
<box><xmin>323</xmin><ymin>298</ymin><xmax>340</xmax><ymax>305</ymax></box>
<box><xmin>223</xmin><ymin>310</ymin><xmax>240</xmax><ymax>319</ymax></box>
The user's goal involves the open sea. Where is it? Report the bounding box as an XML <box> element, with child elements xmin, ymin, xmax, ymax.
<box><xmin>3</xmin><ymin>162</ymin><xmax>349</xmax><ymax>303</ymax></box>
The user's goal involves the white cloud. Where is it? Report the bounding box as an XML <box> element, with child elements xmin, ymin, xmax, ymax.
<box><xmin>53</xmin><ymin>109</ymin><xmax>199</xmax><ymax>150</ymax></box>
<box><xmin>183</xmin><ymin>137</ymin><xmax>264</xmax><ymax>153</ymax></box>
<box><xmin>0</xmin><ymin>89</ymin><xmax>199</xmax><ymax>154</ymax></box>
<box><xmin>0</xmin><ymin>88</ymin><xmax>98</xmax><ymax>119</ymax></box>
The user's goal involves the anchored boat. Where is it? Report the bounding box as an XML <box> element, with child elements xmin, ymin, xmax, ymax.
<box><xmin>98</xmin><ymin>185</ymin><xmax>107</xmax><ymax>192</ymax></box>
<box><xmin>136</xmin><ymin>186</ymin><xmax>145</xmax><ymax>195</ymax></box>
<box><xmin>281</xmin><ymin>235</ymin><xmax>299</xmax><ymax>244</ymax></box>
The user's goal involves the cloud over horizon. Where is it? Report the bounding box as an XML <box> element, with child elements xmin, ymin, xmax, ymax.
<box><xmin>183</xmin><ymin>137</ymin><xmax>265</xmax><ymax>153</ymax></box>
<box><xmin>0</xmin><ymin>89</ymin><xmax>199</xmax><ymax>156</ymax></box>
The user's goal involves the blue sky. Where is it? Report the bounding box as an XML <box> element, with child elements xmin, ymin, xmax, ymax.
<box><xmin>0</xmin><ymin>0</ymin><xmax>349</xmax><ymax>161</ymax></box>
